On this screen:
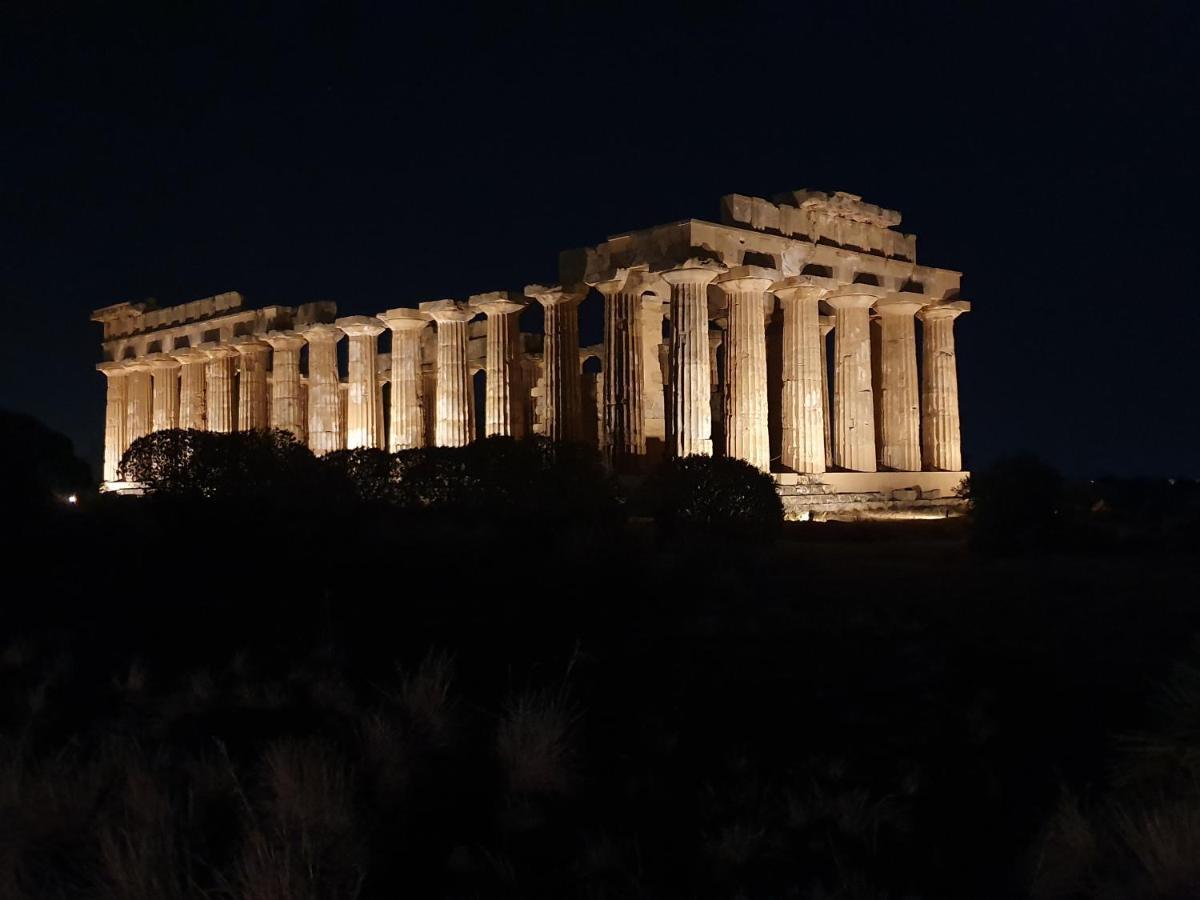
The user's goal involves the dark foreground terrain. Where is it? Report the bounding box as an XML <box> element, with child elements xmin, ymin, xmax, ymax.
<box><xmin>3</xmin><ymin>432</ymin><xmax>1200</xmax><ymax>898</ymax></box>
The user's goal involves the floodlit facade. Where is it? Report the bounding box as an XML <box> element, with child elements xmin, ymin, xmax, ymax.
<box><xmin>93</xmin><ymin>190</ymin><xmax>970</xmax><ymax>519</ymax></box>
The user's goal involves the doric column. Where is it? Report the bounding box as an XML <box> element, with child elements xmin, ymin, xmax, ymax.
<box><xmin>97</xmin><ymin>361</ymin><xmax>128</xmax><ymax>482</ymax></box>
<box><xmin>264</xmin><ymin>332</ymin><xmax>306</xmax><ymax>441</ymax></box>
<box><xmin>379</xmin><ymin>309</ymin><xmax>430</xmax><ymax>451</ymax></box>
<box><xmin>420</xmin><ymin>300</ymin><xmax>475</xmax><ymax>448</ymax></box>
<box><xmin>170</xmin><ymin>347</ymin><xmax>207</xmax><ymax>430</ymax></box>
<box><xmin>469</xmin><ymin>292</ymin><xmax>527</xmax><ymax>438</ymax></box>
<box><xmin>662</xmin><ymin>261</ymin><xmax>723</xmax><ymax>457</ymax></box>
<box><xmin>874</xmin><ymin>296</ymin><xmax>924</xmax><ymax>471</ymax></box>
<box><xmin>124</xmin><ymin>362</ymin><xmax>154</xmax><ymax>446</ymax></box>
<box><xmin>641</xmin><ymin>296</ymin><xmax>667</xmax><ymax>459</ymax></box>
<box><xmin>232</xmin><ymin>338</ymin><xmax>270</xmax><ymax>431</ymax></box>
<box><xmin>772</xmin><ymin>277</ymin><xmax>828</xmax><ymax>474</ymax></box>
<box><xmin>336</xmin><ymin>316</ymin><xmax>385</xmax><ymax>449</ymax></box>
<box><xmin>525</xmin><ymin>284</ymin><xmax>586</xmax><ymax>443</ymax></box>
<box><xmin>146</xmin><ymin>354</ymin><xmax>180</xmax><ymax>433</ymax></box>
<box><xmin>303</xmin><ymin>324</ymin><xmax>345</xmax><ymax>455</ymax></box>
<box><xmin>201</xmin><ymin>344</ymin><xmax>238</xmax><ymax>433</ymax></box>
<box><xmin>591</xmin><ymin>273</ymin><xmax>645</xmax><ymax>469</ymax></box>
<box><xmin>713</xmin><ymin>267</ymin><xmax>773</xmax><ymax>471</ymax></box>
<box><xmin>824</xmin><ymin>287</ymin><xmax>882</xmax><ymax>472</ymax></box>
<box><xmin>918</xmin><ymin>300</ymin><xmax>971</xmax><ymax>471</ymax></box>
<box><xmin>819</xmin><ymin>316</ymin><xmax>834</xmax><ymax>470</ymax></box>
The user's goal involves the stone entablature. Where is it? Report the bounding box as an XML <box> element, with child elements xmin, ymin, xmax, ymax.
<box><xmin>92</xmin><ymin>189</ymin><xmax>971</xmax><ymax>519</ymax></box>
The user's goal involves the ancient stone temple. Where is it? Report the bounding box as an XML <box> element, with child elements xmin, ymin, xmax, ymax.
<box><xmin>93</xmin><ymin>190</ymin><xmax>970</xmax><ymax>519</ymax></box>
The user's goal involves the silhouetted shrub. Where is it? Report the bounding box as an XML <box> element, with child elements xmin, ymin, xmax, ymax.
<box><xmin>645</xmin><ymin>454</ymin><xmax>783</xmax><ymax>542</ymax></box>
<box><xmin>961</xmin><ymin>454</ymin><xmax>1063</xmax><ymax>554</ymax></box>
<box><xmin>320</xmin><ymin>447</ymin><xmax>400</xmax><ymax>503</ymax></box>
<box><xmin>119</xmin><ymin>428</ymin><xmax>318</xmax><ymax>501</ymax></box>
<box><xmin>0</xmin><ymin>409</ymin><xmax>92</xmax><ymax>513</ymax></box>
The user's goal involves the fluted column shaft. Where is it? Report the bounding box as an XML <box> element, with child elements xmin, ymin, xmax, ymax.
<box><xmin>715</xmin><ymin>270</ymin><xmax>773</xmax><ymax>471</ymax></box>
<box><xmin>381</xmin><ymin>310</ymin><xmax>429</xmax><ymax>451</ymax></box>
<box><xmin>203</xmin><ymin>346</ymin><xmax>237</xmax><ymax>433</ymax></box>
<box><xmin>265</xmin><ymin>333</ymin><xmax>306</xmax><ymax>440</ymax></box>
<box><xmin>529</xmin><ymin>288</ymin><xmax>585</xmax><ymax>443</ymax></box>
<box><xmin>919</xmin><ymin>302</ymin><xmax>969</xmax><ymax>471</ymax></box>
<box><xmin>338</xmin><ymin>318</ymin><xmax>385</xmax><ymax>449</ymax></box>
<box><xmin>819</xmin><ymin>316</ymin><xmax>834</xmax><ymax>470</ymax></box>
<box><xmin>148</xmin><ymin>357</ymin><xmax>180</xmax><ymax>433</ymax></box>
<box><xmin>304</xmin><ymin>325</ymin><xmax>345</xmax><ymax>455</ymax></box>
<box><xmin>825</xmin><ymin>289</ymin><xmax>879</xmax><ymax>472</ymax></box>
<box><xmin>424</xmin><ymin>305</ymin><xmax>474</xmax><ymax>447</ymax></box>
<box><xmin>171</xmin><ymin>349</ymin><xmax>207</xmax><ymax>431</ymax></box>
<box><xmin>876</xmin><ymin>298</ymin><xmax>923</xmax><ymax>471</ymax></box>
<box><xmin>233</xmin><ymin>340</ymin><xmax>270</xmax><ymax>431</ymax></box>
<box><xmin>125</xmin><ymin>364</ymin><xmax>153</xmax><ymax>446</ymax></box>
<box><xmin>641</xmin><ymin>297</ymin><xmax>667</xmax><ymax>458</ymax></box>
<box><xmin>98</xmin><ymin>363</ymin><xmax>128</xmax><ymax>482</ymax></box>
<box><xmin>774</xmin><ymin>280</ymin><xmax>827</xmax><ymax>474</ymax></box>
<box><xmin>595</xmin><ymin>278</ymin><xmax>645</xmax><ymax>468</ymax></box>
<box><xmin>664</xmin><ymin>266</ymin><xmax>721</xmax><ymax>457</ymax></box>
<box><xmin>470</xmin><ymin>299</ymin><xmax>525</xmax><ymax>438</ymax></box>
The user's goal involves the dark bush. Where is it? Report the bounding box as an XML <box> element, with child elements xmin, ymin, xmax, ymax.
<box><xmin>961</xmin><ymin>454</ymin><xmax>1064</xmax><ymax>554</ymax></box>
<box><xmin>320</xmin><ymin>447</ymin><xmax>400</xmax><ymax>503</ymax></box>
<box><xmin>119</xmin><ymin>428</ymin><xmax>318</xmax><ymax>501</ymax></box>
<box><xmin>0</xmin><ymin>409</ymin><xmax>92</xmax><ymax>513</ymax></box>
<box><xmin>645</xmin><ymin>454</ymin><xmax>783</xmax><ymax>542</ymax></box>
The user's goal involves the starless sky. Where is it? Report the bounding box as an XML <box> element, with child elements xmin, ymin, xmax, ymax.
<box><xmin>2</xmin><ymin>1</ymin><xmax>1197</xmax><ymax>478</ymax></box>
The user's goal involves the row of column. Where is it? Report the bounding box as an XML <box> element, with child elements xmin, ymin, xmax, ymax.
<box><xmin>98</xmin><ymin>277</ymin><xmax>966</xmax><ymax>483</ymax></box>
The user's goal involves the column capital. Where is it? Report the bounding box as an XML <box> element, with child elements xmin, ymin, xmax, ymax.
<box><xmin>524</xmin><ymin>283</ymin><xmax>588</xmax><ymax>307</ymax></box>
<box><xmin>143</xmin><ymin>352</ymin><xmax>181</xmax><ymax>370</ymax></box>
<box><xmin>586</xmin><ymin>267</ymin><xmax>641</xmax><ymax>296</ymax></box>
<box><xmin>419</xmin><ymin>298</ymin><xmax>477</xmax><ymax>323</ymax></box>
<box><xmin>168</xmin><ymin>346</ymin><xmax>208</xmax><ymax>363</ymax></box>
<box><xmin>335</xmin><ymin>315</ymin><xmax>386</xmax><ymax>338</ymax></box>
<box><xmin>819</xmin><ymin>315</ymin><xmax>835</xmax><ymax>337</ymax></box>
<box><xmin>770</xmin><ymin>274</ymin><xmax>837</xmax><ymax>303</ymax></box>
<box><xmin>917</xmin><ymin>299</ymin><xmax>971</xmax><ymax>322</ymax></box>
<box><xmin>378</xmin><ymin>307</ymin><xmax>432</xmax><ymax>331</ymax></box>
<box><xmin>263</xmin><ymin>330</ymin><xmax>307</xmax><ymax>351</ymax></box>
<box><xmin>468</xmin><ymin>290</ymin><xmax>527</xmax><ymax>316</ymax></box>
<box><xmin>96</xmin><ymin>360</ymin><xmax>129</xmax><ymax>375</ymax></box>
<box><xmin>198</xmin><ymin>341</ymin><xmax>240</xmax><ymax>359</ymax></box>
<box><xmin>659</xmin><ymin>259</ymin><xmax>725</xmax><ymax>286</ymax></box>
<box><xmin>875</xmin><ymin>294</ymin><xmax>926</xmax><ymax>317</ymax></box>
<box><xmin>713</xmin><ymin>265</ymin><xmax>778</xmax><ymax>293</ymax></box>
<box><xmin>230</xmin><ymin>336</ymin><xmax>271</xmax><ymax>352</ymax></box>
<box><xmin>823</xmin><ymin>285</ymin><xmax>886</xmax><ymax>311</ymax></box>
<box><xmin>301</xmin><ymin>323</ymin><xmax>346</xmax><ymax>343</ymax></box>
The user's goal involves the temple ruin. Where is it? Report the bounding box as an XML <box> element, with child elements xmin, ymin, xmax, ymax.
<box><xmin>92</xmin><ymin>190</ymin><xmax>970</xmax><ymax>519</ymax></box>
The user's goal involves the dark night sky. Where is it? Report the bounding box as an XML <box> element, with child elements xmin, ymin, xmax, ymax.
<box><xmin>2</xmin><ymin>1</ymin><xmax>1197</xmax><ymax>478</ymax></box>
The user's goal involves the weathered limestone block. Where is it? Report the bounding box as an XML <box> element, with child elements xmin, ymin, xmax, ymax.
<box><xmin>170</xmin><ymin>347</ymin><xmax>207</xmax><ymax>430</ymax></box>
<box><xmin>264</xmin><ymin>332</ymin><xmax>307</xmax><ymax>441</ymax></box>
<box><xmin>918</xmin><ymin>300</ymin><xmax>970</xmax><ymax>471</ymax></box>
<box><xmin>772</xmin><ymin>276</ymin><xmax>830</xmax><ymax>474</ymax></box>
<box><xmin>874</xmin><ymin>295</ymin><xmax>923</xmax><ymax>471</ymax></box>
<box><xmin>97</xmin><ymin>361</ymin><xmax>128</xmax><ymax>482</ymax></box>
<box><xmin>379</xmin><ymin>309</ymin><xmax>429</xmax><ymax>450</ymax></box>
<box><xmin>201</xmin><ymin>344</ymin><xmax>239</xmax><ymax>433</ymax></box>
<box><xmin>302</xmin><ymin>324</ymin><xmax>345</xmax><ymax>455</ymax></box>
<box><xmin>145</xmin><ymin>354</ymin><xmax>180</xmax><ymax>433</ymax></box>
<box><xmin>714</xmin><ymin>266</ymin><xmax>774</xmax><ymax>471</ymax></box>
<box><xmin>525</xmin><ymin>284</ymin><xmax>586</xmax><ymax>443</ymax></box>
<box><xmin>337</xmin><ymin>316</ymin><xmax>385</xmax><ymax>449</ymax></box>
<box><xmin>232</xmin><ymin>338</ymin><xmax>270</xmax><ymax>431</ymax></box>
<box><xmin>469</xmin><ymin>292</ymin><xmax>527</xmax><ymax>438</ymax></box>
<box><xmin>824</xmin><ymin>286</ymin><xmax>883</xmax><ymax>473</ymax></box>
<box><xmin>420</xmin><ymin>300</ymin><xmax>476</xmax><ymax>448</ymax></box>
<box><xmin>590</xmin><ymin>272</ymin><xmax>644</xmax><ymax>469</ymax></box>
<box><xmin>662</xmin><ymin>261</ymin><xmax>724</xmax><ymax>457</ymax></box>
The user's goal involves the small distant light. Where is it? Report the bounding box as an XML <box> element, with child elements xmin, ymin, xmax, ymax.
<box><xmin>1168</xmin><ymin>478</ymin><xmax>1177</xmax><ymax>486</ymax></box>
<box><xmin>67</xmin><ymin>494</ymin><xmax>78</xmax><ymax>505</ymax></box>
